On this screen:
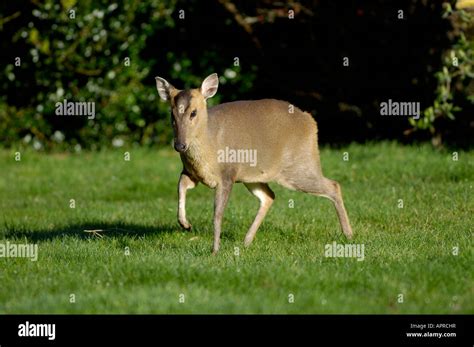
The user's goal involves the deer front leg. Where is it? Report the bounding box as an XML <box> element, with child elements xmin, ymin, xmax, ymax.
<box><xmin>178</xmin><ymin>171</ymin><xmax>197</xmax><ymax>230</ymax></box>
<box><xmin>212</xmin><ymin>180</ymin><xmax>233</xmax><ymax>254</ymax></box>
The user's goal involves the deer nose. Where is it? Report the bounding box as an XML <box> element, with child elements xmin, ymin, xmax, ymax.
<box><xmin>174</xmin><ymin>142</ymin><xmax>187</xmax><ymax>153</ymax></box>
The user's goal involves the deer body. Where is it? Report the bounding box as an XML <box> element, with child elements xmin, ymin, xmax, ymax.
<box><xmin>183</xmin><ymin>99</ymin><xmax>320</xmax><ymax>188</ymax></box>
<box><xmin>156</xmin><ymin>74</ymin><xmax>353</xmax><ymax>253</ymax></box>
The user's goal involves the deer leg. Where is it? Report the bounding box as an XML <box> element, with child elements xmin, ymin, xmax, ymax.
<box><xmin>177</xmin><ymin>171</ymin><xmax>197</xmax><ymax>230</ymax></box>
<box><xmin>294</xmin><ymin>175</ymin><xmax>353</xmax><ymax>239</ymax></box>
<box><xmin>318</xmin><ymin>178</ymin><xmax>353</xmax><ymax>238</ymax></box>
<box><xmin>212</xmin><ymin>180</ymin><xmax>233</xmax><ymax>254</ymax></box>
<box><xmin>243</xmin><ymin>183</ymin><xmax>275</xmax><ymax>246</ymax></box>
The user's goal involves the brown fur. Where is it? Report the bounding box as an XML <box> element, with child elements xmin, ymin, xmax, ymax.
<box><xmin>155</xmin><ymin>74</ymin><xmax>353</xmax><ymax>253</ymax></box>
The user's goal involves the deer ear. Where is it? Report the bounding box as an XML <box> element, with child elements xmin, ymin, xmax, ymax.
<box><xmin>201</xmin><ymin>73</ymin><xmax>219</xmax><ymax>100</ymax></box>
<box><xmin>155</xmin><ymin>76</ymin><xmax>175</xmax><ymax>101</ymax></box>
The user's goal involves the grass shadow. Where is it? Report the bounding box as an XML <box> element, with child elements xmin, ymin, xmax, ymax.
<box><xmin>1</xmin><ymin>221</ymin><xmax>179</xmax><ymax>243</ymax></box>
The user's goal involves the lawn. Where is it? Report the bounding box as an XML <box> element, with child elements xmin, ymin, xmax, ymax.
<box><xmin>0</xmin><ymin>142</ymin><xmax>472</xmax><ymax>313</ymax></box>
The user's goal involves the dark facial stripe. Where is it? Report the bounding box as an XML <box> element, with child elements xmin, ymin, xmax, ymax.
<box><xmin>174</xmin><ymin>90</ymin><xmax>193</xmax><ymax>113</ymax></box>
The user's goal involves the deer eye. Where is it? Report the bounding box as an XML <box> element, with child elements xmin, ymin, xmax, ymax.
<box><xmin>190</xmin><ymin>110</ymin><xmax>197</xmax><ymax>119</ymax></box>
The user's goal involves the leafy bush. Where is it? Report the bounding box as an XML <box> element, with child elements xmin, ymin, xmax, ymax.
<box><xmin>0</xmin><ymin>0</ymin><xmax>471</xmax><ymax>150</ymax></box>
<box><xmin>410</xmin><ymin>2</ymin><xmax>474</xmax><ymax>146</ymax></box>
<box><xmin>0</xmin><ymin>0</ymin><xmax>255</xmax><ymax>151</ymax></box>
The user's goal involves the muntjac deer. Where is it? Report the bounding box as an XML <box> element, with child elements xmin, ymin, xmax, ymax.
<box><xmin>155</xmin><ymin>73</ymin><xmax>353</xmax><ymax>254</ymax></box>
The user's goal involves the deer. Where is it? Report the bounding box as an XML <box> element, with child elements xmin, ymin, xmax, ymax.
<box><xmin>155</xmin><ymin>73</ymin><xmax>353</xmax><ymax>254</ymax></box>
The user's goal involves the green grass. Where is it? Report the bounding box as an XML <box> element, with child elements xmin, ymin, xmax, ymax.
<box><xmin>0</xmin><ymin>142</ymin><xmax>472</xmax><ymax>313</ymax></box>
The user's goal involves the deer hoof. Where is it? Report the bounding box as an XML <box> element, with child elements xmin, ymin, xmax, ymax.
<box><xmin>179</xmin><ymin>220</ymin><xmax>192</xmax><ymax>230</ymax></box>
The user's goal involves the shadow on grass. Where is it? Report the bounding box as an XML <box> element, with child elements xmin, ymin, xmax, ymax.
<box><xmin>1</xmin><ymin>222</ymin><xmax>179</xmax><ymax>242</ymax></box>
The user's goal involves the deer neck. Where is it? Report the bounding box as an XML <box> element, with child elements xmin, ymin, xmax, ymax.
<box><xmin>181</xmin><ymin>122</ymin><xmax>218</xmax><ymax>187</ymax></box>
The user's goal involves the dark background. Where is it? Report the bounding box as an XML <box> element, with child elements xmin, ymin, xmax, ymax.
<box><xmin>0</xmin><ymin>0</ymin><xmax>472</xmax><ymax>150</ymax></box>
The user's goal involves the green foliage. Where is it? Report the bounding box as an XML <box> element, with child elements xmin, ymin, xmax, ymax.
<box><xmin>0</xmin><ymin>0</ymin><xmax>256</xmax><ymax>151</ymax></box>
<box><xmin>0</xmin><ymin>1</ymin><xmax>470</xmax><ymax>149</ymax></box>
<box><xmin>410</xmin><ymin>3</ymin><xmax>474</xmax><ymax>141</ymax></box>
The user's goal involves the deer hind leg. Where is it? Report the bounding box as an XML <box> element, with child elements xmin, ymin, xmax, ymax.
<box><xmin>293</xmin><ymin>175</ymin><xmax>353</xmax><ymax>239</ymax></box>
<box><xmin>243</xmin><ymin>183</ymin><xmax>275</xmax><ymax>246</ymax></box>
